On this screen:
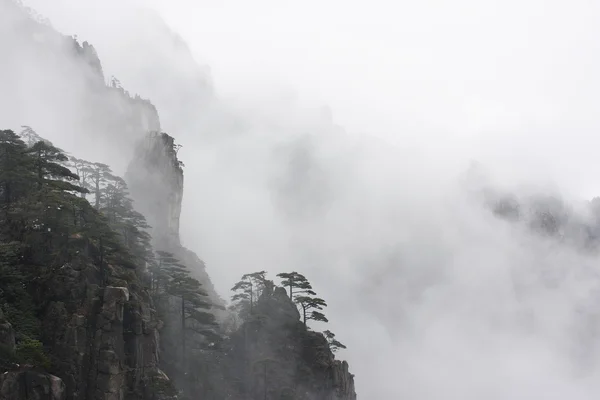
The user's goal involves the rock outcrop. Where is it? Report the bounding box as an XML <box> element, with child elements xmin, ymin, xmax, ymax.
<box><xmin>0</xmin><ymin>369</ymin><xmax>66</xmax><ymax>400</ymax></box>
<box><xmin>331</xmin><ymin>361</ymin><xmax>356</xmax><ymax>400</ymax></box>
<box><xmin>222</xmin><ymin>287</ymin><xmax>357</xmax><ymax>400</ymax></box>
<box><xmin>37</xmin><ymin>261</ymin><xmax>176</xmax><ymax>400</ymax></box>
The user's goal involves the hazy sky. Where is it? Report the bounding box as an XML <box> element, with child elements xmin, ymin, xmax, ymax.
<box><xmin>12</xmin><ymin>0</ymin><xmax>600</xmax><ymax>398</ymax></box>
<box><xmin>27</xmin><ymin>0</ymin><xmax>600</xmax><ymax>196</ymax></box>
<box><xmin>144</xmin><ymin>0</ymin><xmax>600</xmax><ymax>196</ymax></box>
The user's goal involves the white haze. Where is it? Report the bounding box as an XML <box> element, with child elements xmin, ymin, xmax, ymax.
<box><xmin>5</xmin><ymin>0</ymin><xmax>600</xmax><ymax>398</ymax></box>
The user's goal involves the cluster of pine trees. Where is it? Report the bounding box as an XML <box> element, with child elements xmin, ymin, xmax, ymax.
<box><xmin>0</xmin><ymin>127</ymin><xmax>126</xmax><ymax>364</ymax></box>
<box><xmin>230</xmin><ymin>271</ymin><xmax>346</xmax><ymax>353</ymax></box>
<box><xmin>0</xmin><ymin>125</ymin><xmax>217</xmax><ymax>371</ymax></box>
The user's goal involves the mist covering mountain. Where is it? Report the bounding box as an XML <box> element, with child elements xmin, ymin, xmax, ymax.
<box><xmin>3</xmin><ymin>0</ymin><xmax>600</xmax><ymax>399</ymax></box>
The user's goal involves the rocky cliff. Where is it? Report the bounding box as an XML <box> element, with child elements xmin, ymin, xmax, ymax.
<box><xmin>0</xmin><ymin>369</ymin><xmax>66</xmax><ymax>400</ymax></box>
<box><xmin>125</xmin><ymin>133</ymin><xmax>183</xmax><ymax>248</ymax></box>
<box><xmin>221</xmin><ymin>286</ymin><xmax>356</xmax><ymax>400</ymax></box>
<box><xmin>0</xmin><ymin>248</ymin><xmax>176</xmax><ymax>400</ymax></box>
<box><xmin>1</xmin><ymin>5</ymin><xmax>178</xmax><ymax>399</ymax></box>
<box><xmin>124</xmin><ymin>131</ymin><xmax>357</xmax><ymax>400</ymax></box>
<box><xmin>31</xmin><ymin>266</ymin><xmax>175</xmax><ymax>400</ymax></box>
<box><xmin>125</xmin><ymin>132</ymin><xmax>222</xmax><ymax>306</ymax></box>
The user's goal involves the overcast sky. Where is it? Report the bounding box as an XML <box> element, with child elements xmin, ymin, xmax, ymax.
<box><xmin>27</xmin><ymin>0</ymin><xmax>600</xmax><ymax>197</ymax></box>
<box><xmin>143</xmin><ymin>0</ymin><xmax>600</xmax><ymax>197</ymax></box>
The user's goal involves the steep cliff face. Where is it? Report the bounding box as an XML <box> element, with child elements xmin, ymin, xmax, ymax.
<box><xmin>37</xmin><ymin>264</ymin><xmax>175</xmax><ymax>400</ymax></box>
<box><xmin>125</xmin><ymin>133</ymin><xmax>183</xmax><ymax>247</ymax></box>
<box><xmin>1</xmin><ymin>257</ymin><xmax>175</xmax><ymax>400</ymax></box>
<box><xmin>125</xmin><ymin>133</ymin><xmax>222</xmax><ymax>305</ymax></box>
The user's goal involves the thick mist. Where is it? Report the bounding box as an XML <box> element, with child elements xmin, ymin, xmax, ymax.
<box><xmin>8</xmin><ymin>0</ymin><xmax>600</xmax><ymax>398</ymax></box>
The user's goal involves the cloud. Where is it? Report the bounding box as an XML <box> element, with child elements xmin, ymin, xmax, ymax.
<box><xmin>8</xmin><ymin>0</ymin><xmax>600</xmax><ymax>398</ymax></box>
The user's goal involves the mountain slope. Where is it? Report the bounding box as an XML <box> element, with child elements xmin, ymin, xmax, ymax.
<box><xmin>0</xmin><ymin>2</ymin><xmax>358</xmax><ymax>399</ymax></box>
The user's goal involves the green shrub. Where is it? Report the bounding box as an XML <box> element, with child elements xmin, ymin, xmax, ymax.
<box><xmin>15</xmin><ymin>338</ymin><xmax>51</xmax><ymax>370</ymax></box>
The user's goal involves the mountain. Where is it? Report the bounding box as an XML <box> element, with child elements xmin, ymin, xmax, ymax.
<box><xmin>0</xmin><ymin>1</ymin><xmax>358</xmax><ymax>399</ymax></box>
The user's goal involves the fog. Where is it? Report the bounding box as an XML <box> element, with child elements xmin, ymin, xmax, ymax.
<box><xmin>6</xmin><ymin>0</ymin><xmax>600</xmax><ymax>398</ymax></box>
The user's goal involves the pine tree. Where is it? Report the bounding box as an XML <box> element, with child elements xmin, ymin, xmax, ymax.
<box><xmin>231</xmin><ymin>271</ymin><xmax>268</xmax><ymax>314</ymax></box>
<box><xmin>276</xmin><ymin>271</ymin><xmax>315</xmax><ymax>299</ymax></box>
<box><xmin>13</xmin><ymin>136</ymin><xmax>88</xmax><ymax>265</ymax></box>
<box><xmin>151</xmin><ymin>250</ymin><xmax>179</xmax><ymax>295</ymax></box>
<box><xmin>123</xmin><ymin>209</ymin><xmax>154</xmax><ymax>270</ymax></box>
<box><xmin>323</xmin><ymin>330</ymin><xmax>346</xmax><ymax>353</ymax></box>
<box><xmin>0</xmin><ymin>126</ymin><xmax>154</xmax><ymax>370</ymax></box>
<box><xmin>0</xmin><ymin>130</ymin><xmax>32</xmax><ymax>214</ymax></box>
<box><xmin>67</xmin><ymin>157</ymin><xmax>93</xmax><ymax>198</ymax></box>
<box><xmin>64</xmin><ymin>157</ymin><xmax>153</xmax><ymax>271</ymax></box>
<box><xmin>85</xmin><ymin>162</ymin><xmax>113</xmax><ymax>209</ymax></box>
<box><xmin>99</xmin><ymin>175</ymin><xmax>130</xmax><ymax>224</ymax></box>
<box><xmin>294</xmin><ymin>295</ymin><xmax>328</xmax><ymax>327</ymax></box>
<box><xmin>167</xmin><ymin>269</ymin><xmax>216</xmax><ymax>360</ymax></box>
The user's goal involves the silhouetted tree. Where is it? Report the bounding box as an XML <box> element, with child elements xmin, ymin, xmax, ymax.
<box><xmin>86</xmin><ymin>162</ymin><xmax>113</xmax><ymax>208</ymax></box>
<box><xmin>276</xmin><ymin>271</ymin><xmax>315</xmax><ymax>299</ymax></box>
<box><xmin>294</xmin><ymin>295</ymin><xmax>328</xmax><ymax>327</ymax></box>
<box><xmin>0</xmin><ymin>130</ymin><xmax>32</xmax><ymax>212</ymax></box>
<box><xmin>166</xmin><ymin>263</ymin><xmax>216</xmax><ymax>361</ymax></box>
<box><xmin>231</xmin><ymin>271</ymin><xmax>268</xmax><ymax>314</ymax></box>
<box><xmin>323</xmin><ymin>330</ymin><xmax>346</xmax><ymax>353</ymax></box>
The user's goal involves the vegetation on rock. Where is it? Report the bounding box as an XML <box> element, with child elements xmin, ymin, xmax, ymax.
<box><xmin>0</xmin><ymin>118</ymin><xmax>356</xmax><ymax>399</ymax></box>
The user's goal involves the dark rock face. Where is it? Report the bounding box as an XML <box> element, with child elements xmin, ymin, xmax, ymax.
<box><xmin>224</xmin><ymin>287</ymin><xmax>357</xmax><ymax>400</ymax></box>
<box><xmin>0</xmin><ymin>370</ymin><xmax>66</xmax><ymax>400</ymax></box>
<box><xmin>330</xmin><ymin>361</ymin><xmax>356</xmax><ymax>400</ymax></box>
<box><xmin>38</xmin><ymin>260</ymin><xmax>176</xmax><ymax>400</ymax></box>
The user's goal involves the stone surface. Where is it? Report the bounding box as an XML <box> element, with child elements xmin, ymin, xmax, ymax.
<box><xmin>40</xmin><ymin>271</ymin><xmax>173</xmax><ymax>400</ymax></box>
<box><xmin>223</xmin><ymin>287</ymin><xmax>357</xmax><ymax>400</ymax></box>
<box><xmin>0</xmin><ymin>370</ymin><xmax>66</xmax><ymax>400</ymax></box>
<box><xmin>331</xmin><ymin>361</ymin><xmax>356</xmax><ymax>400</ymax></box>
